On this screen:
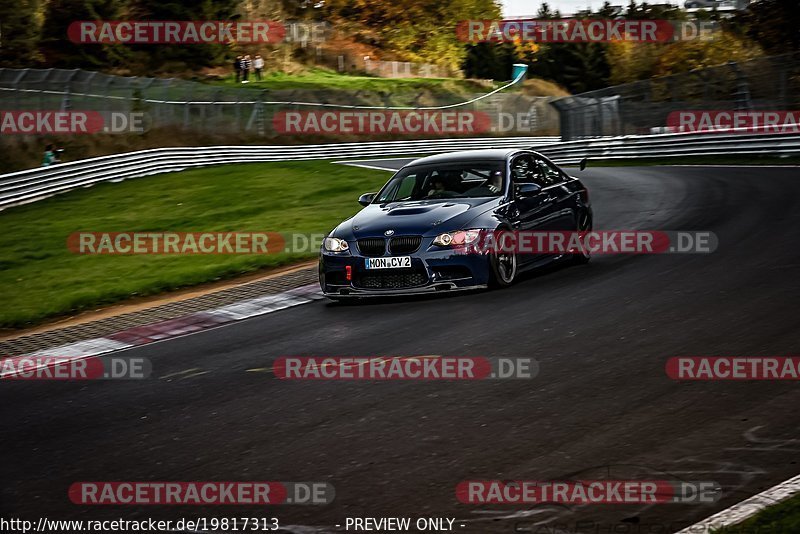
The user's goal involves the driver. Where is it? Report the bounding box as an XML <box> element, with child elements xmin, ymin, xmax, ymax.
<box><xmin>427</xmin><ymin>170</ymin><xmax>461</xmax><ymax>197</ymax></box>
<box><xmin>427</xmin><ymin>177</ymin><xmax>447</xmax><ymax>196</ymax></box>
<box><xmin>487</xmin><ymin>170</ymin><xmax>503</xmax><ymax>193</ymax></box>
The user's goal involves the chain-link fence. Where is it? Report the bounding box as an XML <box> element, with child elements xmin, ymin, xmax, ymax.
<box><xmin>363</xmin><ymin>59</ymin><xmax>450</xmax><ymax>79</ymax></box>
<box><xmin>551</xmin><ymin>52</ymin><xmax>800</xmax><ymax>140</ymax></box>
<box><xmin>0</xmin><ymin>68</ymin><xmax>560</xmax><ymax>138</ymax></box>
<box><xmin>0</xmin><ymin>68</ymin><xmax>270</xmax><ymax>134</ymax></box>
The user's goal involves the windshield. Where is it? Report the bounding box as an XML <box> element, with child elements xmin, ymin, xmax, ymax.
<box><xmin>375</xmin><ymin>162</ymin><xmax>506</xmax><ymax>203</ymax></box>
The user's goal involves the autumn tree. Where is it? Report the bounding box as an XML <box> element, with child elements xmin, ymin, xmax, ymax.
<box><xmin>40</xmin><ymin>0</ymin><xmax>127</xmax><ymax>68</ymax></box>
<box><xmin>0</xmin><ymin>0</ymin><xmax>43</xmax><ymax>66</ymax></box>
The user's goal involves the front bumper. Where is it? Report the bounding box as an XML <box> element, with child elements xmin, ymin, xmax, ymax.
<box><xmin>319</xmin><ymin>246</ymin><xmax>491</xmax><ymax>298</ymax></box>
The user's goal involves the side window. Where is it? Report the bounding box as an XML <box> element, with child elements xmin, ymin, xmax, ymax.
<box><xmin>535</xmin><ymin>157</ymin><xmax>564</xmax><ymax>187</ymax></box>
<box><xmin>510</xmin><ymin>155</ymin><xmax>536</xmax><ymax>184</ymax></box>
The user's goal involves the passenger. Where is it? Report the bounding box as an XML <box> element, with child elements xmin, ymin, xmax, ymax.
<box><xmin>427</xmin><ymin>171</ymin><xmax>461</xmax><ymax>198</ymax></box>
<box><xmin>427</xmin><ymin>177</ymin><xmax>447</xmax><ymax>197</ymax></box>
<box><xmin>464</xmin><ymin>170</ymin><xmax>503</xmax><ymax>196</ymax></box>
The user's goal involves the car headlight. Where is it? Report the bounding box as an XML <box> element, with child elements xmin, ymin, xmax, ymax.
<box><xmin>323</xmin><ymin>237</ymin><xmax>349</xmax><ymax>252</ymax></box>
<box><xmin>433</xmin><ymin>229</ymin><xmax>482</xmax><ymax>247</ymax></box>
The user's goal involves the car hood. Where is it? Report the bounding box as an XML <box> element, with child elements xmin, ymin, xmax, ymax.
<box><xmin>338</xmin><ymin>198</ymin><xmax>501</xmax><ymax>239</ymax></box>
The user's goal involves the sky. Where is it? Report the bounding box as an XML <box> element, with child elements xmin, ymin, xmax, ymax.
<box><xmin>500</xmin><ymin>0</ymin><xmax>682</xmax><ymax>17</ymax></box>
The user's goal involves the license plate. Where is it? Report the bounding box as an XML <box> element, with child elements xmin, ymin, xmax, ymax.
<box><xmin>365</xmin><ymin>256</ymin><xmax>412</xmax><ymax>269</ymax></box>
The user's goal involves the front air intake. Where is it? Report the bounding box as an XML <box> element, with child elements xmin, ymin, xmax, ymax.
<box><xmin>389</xmin><ymin>235</ymin><xmax>422</xmax><ymax>255</ymax></box>
<box><xmin>357</xmin><ymin>238</ymin><xmax>386</xmax><ymax>257</ymax></box>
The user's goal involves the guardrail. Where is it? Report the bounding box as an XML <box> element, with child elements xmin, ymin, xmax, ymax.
<box><xmin>537</xmin><ymin>129</ymin><xmax>800</xmax><ymax>165</ymax></box>
<box><xmin>1</xmin><ymin>130</ymin><xmax>798</xmax><ymax>211</ymax></box>
<box><xmin>0</xmin><ymin>137</ymin><xmax>558</xmax><ymax>210</ymax></box>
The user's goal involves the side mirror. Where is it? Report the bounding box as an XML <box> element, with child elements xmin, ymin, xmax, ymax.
<box><xmin>516</xmin><ymin>183</ymin><xmax>541</xmax><ymax>197</ymax></box>
<box><xmin>358</xmin><ymin>192</ymin><xmax>376</xmax><ymax>206</ymax></box>
<box><xmin>579</xmin><ymin>158</ymin><xmax>588</xmax><ymax>171</ymax></box>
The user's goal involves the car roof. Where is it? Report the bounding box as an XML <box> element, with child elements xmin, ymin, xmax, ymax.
<box><xmin>406</xmin><ymin>149</ymin><xmax>520</xmax><ymax>167</ymax></box>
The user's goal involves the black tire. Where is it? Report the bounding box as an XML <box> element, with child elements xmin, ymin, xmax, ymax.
<box><xmin>488</xmin><ymin>230</ymin><xmax>518</xmax><ymax>288</ymax></box>
<box><xmin>570</xmin><ymin>211</ymin><xmax>592</xmax><ymax>265</ymax></box>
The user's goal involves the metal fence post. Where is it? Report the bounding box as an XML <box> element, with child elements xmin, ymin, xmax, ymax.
<box><xmin>728</xmin><ymin>61</ymin><xmax>753</xmax><ymax>111</ymax></box>
<box><xmin>61</xmin><ymin>87</ymin><xmax>71</xmax><ymax>112</ymax></box>
<box><xmin>245</xmin><ymin>94</ymin><xmax>265</xmax><ymax>136</ymax></box>
<box><xmin>183</xmin><ymin>83</ymin><xmax>192</xmax><ymax>130</ymax></box>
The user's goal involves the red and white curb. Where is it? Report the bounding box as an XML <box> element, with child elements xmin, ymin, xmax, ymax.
<box><xmin>677</xmin><ymin>472</ymin><xmax>800</xmax><ymax>533</ymax></box>
<box><xmin>1</xmin><ymin>284</ymin><xmax>323</xmax><ymax>379</ymax></box>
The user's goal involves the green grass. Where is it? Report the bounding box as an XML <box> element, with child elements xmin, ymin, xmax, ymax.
<box><xmin>212</xmin><ymin>67</ymin><xmax>488</xmax><ymax>93</ymax></box>
<box><xmin>0</xmin><ymin>160</ymin><xmax>390</xmax><ymax>329</ymax></box>
<box><xmin>714</xmin><ymin>493</ymin><xmax>800</xmax><ymax>533</ymax></box>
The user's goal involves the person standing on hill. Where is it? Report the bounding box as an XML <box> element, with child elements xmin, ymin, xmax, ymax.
<box><xmin>253</xmin><ymin>55</ymin><xmax>264</xmax><ymax>81</ymax></box>
<box><xmin>234</xmin><ymin>55</ymin><xmax>243</xmax><ymax>83</ymax></box>
<box><xmin>242</xmin><ymin>55</ymin><xmax>252</xmax><ymax>83</ymax></box>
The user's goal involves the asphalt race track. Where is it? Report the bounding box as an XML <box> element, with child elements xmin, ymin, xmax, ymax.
<box><xmin>2</xmin><ymin>164</ymin><xmax>800</xmax><ymax>533</ymax></box>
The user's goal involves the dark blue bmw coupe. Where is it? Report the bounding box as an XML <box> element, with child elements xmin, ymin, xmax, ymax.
<box><xmin>318</xmin><ymin>149</ymin><xmax>592</xmax><ymax>298</ymax></box>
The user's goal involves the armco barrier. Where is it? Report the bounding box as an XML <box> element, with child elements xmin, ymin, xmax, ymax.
<box><xmin>1</xmin><ymin>130</ymin><xmax>799</xmax><ymax>210</ymax></box>
<box><xmin>537</xmin><ymin>129</ymin><xmax>800</xmax><ymax>165</ymax></box>
<box><xmin>0</xmin><ymin>137</ymin><xmax>557</xmax><ymax>210</ymax></box>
